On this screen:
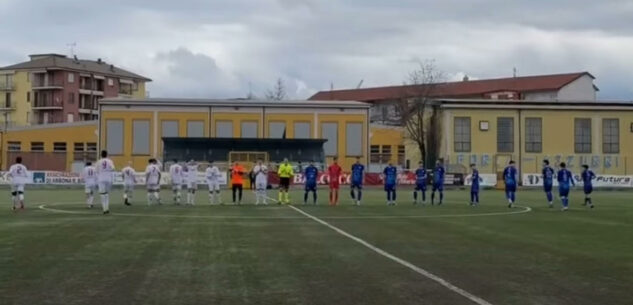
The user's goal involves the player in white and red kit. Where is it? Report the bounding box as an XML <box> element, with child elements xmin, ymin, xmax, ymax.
<box><xmin>145</xmin><ymin>159</ymin><xmax>162</xmax><ymax>205</ymax></box>
<box><xmin>185</xmin><ymin>160</ymin><xmax>198</xmax><ymax>205</ymax></box>
<box><xmin>81</xmin><ymin>162</ymin><xmax>97</xmax><ymax>208</ymax></box>
<box><xmin>169</xmin><ymin>160</ymin><xmax>184</xmax><ymax>205</ymax></box>
<box><xmin>8</xmin><ymin>156</ymin><xmax>28</xmax><ymax>211</ymax></box>
<box><xmin>253</xmin><ymin>159</ymin><xmax>268</xmax><ymax>205</ymax></box>
<box><xmin>121</xmin><ymin>162</ymin><xmax>136</xmax><ymax>206</ymax></box>
<box><xmin>96</xmin><ymin>150</ymin><xmax>115</xmax><ymax>214</ymax></box>
<box><xmin>206</xmin><ymin>161</ymin><xmax>222</xmax><ymax>204</ymax></box>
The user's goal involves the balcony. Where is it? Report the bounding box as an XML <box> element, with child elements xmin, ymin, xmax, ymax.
<box><xmin>32</xmin><ymin>80</ymin><xmax>64</xmax><ymax>90</ymax></box>
<box><xmin>0</xmin><ymin>83</ymin><xmax>15</xmax><ymax>91</ymax></box>
<box><xmin>32</xmin><ymin>98</ymin><xmax>63</xmax><ymax>110</ymax></box>
<box><xmin>0</xmin><ymin>100</ymin><xmax>15</xmax><ymax>111</ymax></box>
<box><xmin>79</xmin><ymin>100</ymin><xmax>99</xmax><ymax>114</ymax></box>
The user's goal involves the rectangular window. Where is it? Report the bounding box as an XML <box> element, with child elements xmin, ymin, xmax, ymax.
<box><xmin>161</xmin><ymin>120</ymin><xmax>179</xmax><ymax>138</ymax></box>
<box><xmin>108</xmin><ymin>78</ymin><xmax>114</xmax><ymax>86</ymax></box>
<box><xmin>5</xmin><ymin>92</ymin><xmax>11</xmax><ymax>108</ymax></box>
<box><xmin>74</xmin><ymin>142</ymin><xmax>84</xmax><ymax>152</ymax></box>
<box><xmin>68</xmin><ymin>92</ymin><xmax>75</xmax><ymax>104</ymax></box>
<box><xmin>293</xmin><ymin>122</ymin><xmax>310</xmax><ymax>139</ymax></box>
<box><xmin>26</xmin><ymin>91</ymin><xmax>30</xmax><ymax>102</ymax></box>
<box><xmin>497</xmin><ymin>117</ymin><xmax>514</xmax><ymax>153</ymax></box>
<box><xmin>68</xmin><ymin>73</ymin><xmax>74</xmax><ymax>83</ymax></box>
<box><xmin>370</xmin><ymin>145</ymin><xmax>380</xmax><ymax>163</ymax></box>
<box><xmin>321</xmin><ymin>122</ymin><xmax>338</xmax><ymax>156</ymax></box>
<box><xmin>525</xmin><ymin>118</ymin><xmax>542</xmax><ymax>153</ymax></box>
<box><xmin>31</xmin><ymin>142</ymin><xmax>44</xmax><ymax>152</ymax></box>
<box><xmin>241</xmin><ymin>121</ymin><xmax>258</xmax><ymax>138</ymax></box>
<box><xmin>268</xmin><ymin>122</ymin><xmax>286</xmax><ymax>138</ymax></box>
<box><xmin>86</xmin><ymin>142</ymin><xmax>97</xmax><ymax>152</ymax></box>
<box><xmin>602</xmin><ymin>118</ymin><xmax>619</xmax><ymax>153</ymax></box>
<box><xmin>106</xmin><ymin>119</ymin><xmax>124</xmax><ymax>155</ymax></box>
<box><xmin>453</xmin><ymin>117</ymin><xmax>471</xmax><ymax>152</ymax></box>
<box><xmin>216</xmin><ymin>121</ymin><xmax>234</xmax><ymax>138</ymax></box>
<box><xmin>132</xmin><ymin>120</ymin><xmax>150</xmax><ymax>155</ymax></box>
<box><xmin>574</xmin><ymin>118</ymin><xmax>592</xmax><ymax>153</ymax></box>
<box><xmin>187</xmin><ymin>121</ymin><xmax>204</xmax><ymax>137</ymax></box>
<box><xmin>7</xmin><ymin>141</ymin><xmax>21</xmax><ymax>151</ymax></box>
<box><xmin>53</xmin><ymin>142</ymin><xmax>67</xmax><ymax>152</ymax></box>
<box><xmin>398</xmin><ymin>145</ymin><xmax>405</xmax><ymax>166</ymax></box>
<box><xmin>345</xmin><ymin>122</ymin><xmax>362</xmax><ymax>156</ymax></box>
<box><xmin>381</xmin><ymin>145</ymin><xmax>392</xmax><ymax>163</ymax></box>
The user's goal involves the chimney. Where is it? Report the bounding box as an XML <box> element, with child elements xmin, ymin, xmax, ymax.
<box><xmin>97</xmin><ymin>58</ymin><xmax>102</xmax><ymax>64</ymax></box>
<box><xmin>463</xmin><ymin>75</ymin><xmax>469</xmax><ymax>82</ymax></box>
<box><xmin>109</xmin><ymin>64</ymin><xmax>115</xmax><ymax>72</ymax></box>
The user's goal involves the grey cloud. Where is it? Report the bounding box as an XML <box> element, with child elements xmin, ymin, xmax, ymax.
<box><xmin>1</xmin><ymin>0</ymin><xmax>632</xmax><ymax>99</ymax></box>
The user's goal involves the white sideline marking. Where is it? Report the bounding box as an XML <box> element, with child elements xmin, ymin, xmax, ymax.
<box><xmin>287</xmin><ymin>204</ymin><xmax>494</xmax><ymax>305</ymax></box>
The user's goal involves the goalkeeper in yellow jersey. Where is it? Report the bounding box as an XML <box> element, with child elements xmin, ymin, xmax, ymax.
<box><xmin>277</xmin><ymin>158</ymin><xmax>294</xmax><ymax>204</ymax></box>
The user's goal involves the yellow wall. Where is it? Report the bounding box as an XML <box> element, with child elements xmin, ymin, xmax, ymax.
<box><xmin>1</xmin><ymin>122</ymin><xmax>98</xmax><ymax>170</ymax></box>
<box><xmin>101</xmin><ymin>111</ymin><xmax>155</xmax><ymax>169</ymax></box>
<box><xmin>212</xmin><ymin>113</ymin><xmax>262</xmax><ymax>137</ymax></box>
<box><xmin>317</xmin><ymin>114</ymin><xmax>367</xmax><ymax>168</ymax></box>
<box><xmin>157</xmin><ymin>112</ymin><xmax>209</xmax><ymax>153</ymax></box>
<box><xmin>133</xmin><ymin>82</ymin><xmax>146</xmax><ymax>98</ymax></box>
<box><xmin>0</xmin><ymin>71</ymin><xmax>31</xmax><ymax>127</ymax></box>
<box><xmin>100</xmin><ymin>108</ymin><xmax>369</xmax><ymax>170</ymax></box>
<box><xmin>369</xmin><ymin>125</ymin><xmax>405</xmax><ymax>165</ymax></box>
<box><xmin>263</xmin><ymin>113</ymin><xmax>314</xmax><ymax>138</ymax></box>
<box><xmin>444</xmin><ymin>108</ymin><xmax>633</xmax><ymax>175</ymax></box>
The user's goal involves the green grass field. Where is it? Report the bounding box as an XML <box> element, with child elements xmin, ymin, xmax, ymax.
<box><xmin>1</xmin><ymin>187</ymin><xmax>631</xmax><ymax>305</ymax></box>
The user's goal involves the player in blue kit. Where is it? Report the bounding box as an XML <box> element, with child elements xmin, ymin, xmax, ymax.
<box><xmin>383</xmin><ymin>163</ymin><xmax>398</xmax><ymax>206</ymax></box>
<box><xmin>542</xmin><ymin>160</ymin><xmax>555</xmax><ymax>208</ymax></box>
<box><xmin>469</xmin><ymin>164</ymin><xmax>480</xmax><ymax>206</ymax></box>
<box><xmin>430</xmin><ymin>160</ymin><xmax>445</xmax><ymax>205</ymax></box>
<box><xmin>557</xmin><ymin>162</ymin><xmax>575</xmax><ymax>211</ymax></box>
<box><xmin>581</xmin><ymin>164</ymin><xmax>596</xmax><ymax>208</ymax></box>
<box><xmin>303</xmin><ymin>160</ymin><xmax>319</xmax><ymax>205</ymax></box>
<box><xmin>350</xmin><ymin>157</ymin><xmax>365</xmax><ymax>206</ymax></box>
<box><xmin>413</xmin><ymin>161</ymin><xmax>427</xmax><ymax>205</ymax></box>
<box><xmin>503</xmin><ymin>160</ymin><xmax>518</xmax><ymax>208</ymax></box>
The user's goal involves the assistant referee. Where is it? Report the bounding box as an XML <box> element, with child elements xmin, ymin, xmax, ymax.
<box><xmin>277</xmin><ymin>158</ymin><xmax>293</xmax><ymax>204</ymax></box>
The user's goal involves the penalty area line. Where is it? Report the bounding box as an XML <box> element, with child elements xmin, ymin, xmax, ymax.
<box><xmin>287</xmin><ymin>204</ymin><xmax>495</xmax><ymax>305</ymax></box>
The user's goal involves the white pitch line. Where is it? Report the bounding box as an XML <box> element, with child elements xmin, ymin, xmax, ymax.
<box><xmin>38</xmin><ymin>201</ymin><xmax>531</xmax><ymax>220</ymax></box>
<box><xmin>287</xmin><ymin>204</ymin><xmax>495</xmax><ymax>305</ymax></box>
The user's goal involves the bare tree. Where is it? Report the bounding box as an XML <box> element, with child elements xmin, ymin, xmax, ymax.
<box><xmin>265</xmin><ymin>77</ymin><xmax>287</xmax><ymax>101</ymax></box>
<box><xmin>394</xmin><ymin>60</ymin><xmax>444</xmax><ymax>166</ymax></box>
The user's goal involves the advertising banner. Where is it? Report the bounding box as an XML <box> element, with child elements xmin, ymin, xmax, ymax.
<box><xmin>522</xmin><ymin>173</ymin><xmax>633</xmax><ymax>188</ymax></box>
<box><xmin>0</xmin><ymin>171</ymin><xmax>228</xmax><ymax>186</ymax></box>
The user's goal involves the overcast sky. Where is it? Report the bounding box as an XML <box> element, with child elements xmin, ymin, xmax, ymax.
<box><xmin>1</xmin><ymin>0</ymin><xmax>632</xmax><ymax>99</ymax></box>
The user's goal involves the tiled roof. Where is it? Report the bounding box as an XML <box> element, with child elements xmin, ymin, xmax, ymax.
<box><xmin>0</xmin><ymin>54</ymin><xmax>151</xmax><ymax>81</ymax></box>
<box><xmin>309</xmin><ymin>72</ymin><xmax>595</xmax><ymax>102</ymax></box>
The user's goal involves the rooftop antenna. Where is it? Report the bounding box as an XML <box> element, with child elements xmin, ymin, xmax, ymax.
<box><xmin>356</xmin><ymin>79</ymin><xmax>364</xmax><ymax>89</ymax></box>
<box><xmin>66</xmin><ymin>42</ymin><xmax>76</xmax><ymax>57</ymax></box>
<box><xmin>329</xmin><ymin>81</ymin><xmax>334</xmax><ymax>100</ymax></box>
<box><xmin>247</xmin><ymin>81</ymin><xmax>254</xmax><ymax>99</ymax></box>
<box><xmin>513</xmin><ymin>67</ymin><xmax>517</xmax><ymax>78</ymax></box>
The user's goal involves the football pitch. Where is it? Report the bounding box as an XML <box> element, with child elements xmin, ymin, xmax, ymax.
<box><xmin>1</xmin><ymin>187</ymin><xmax>631</xmax><ymax>305</ymax></box>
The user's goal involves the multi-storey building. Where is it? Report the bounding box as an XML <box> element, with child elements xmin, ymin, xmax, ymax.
<box><xmin>0</xmin><ymin>53</ymin><xmax>151</xmax><ymax>127</ymax></box>
<box><xmin>309</xmin><ymin>72</ymin><xmax>601</xmax><ymax>170</ymax></box>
